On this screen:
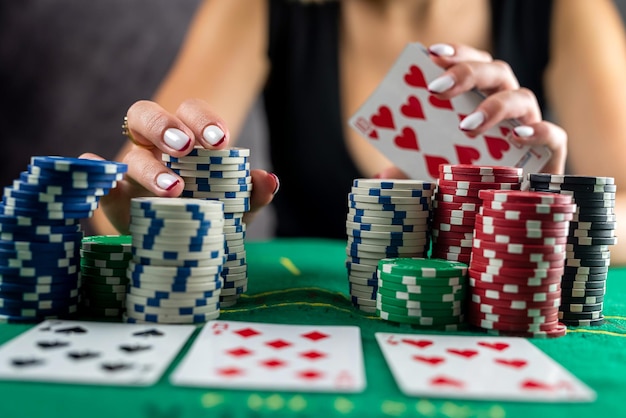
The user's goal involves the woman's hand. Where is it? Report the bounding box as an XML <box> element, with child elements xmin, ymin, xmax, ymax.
<box><xmin>86</xmin><ymin>98</ymin><xmax>279</xmax><ymax>234</ymax></box>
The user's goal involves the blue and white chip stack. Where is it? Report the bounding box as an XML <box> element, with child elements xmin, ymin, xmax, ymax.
<box><xmin>0</xmin><ymin>156</ymin><xmax>126</xmax><ymax>323</ymax></box>
<box><xmin>346</xmin><ymin>178</ymin><xmax>435</xmax><ymax>313</ymax></box>
<box><xmin>162</xmin><ymin>147</ymin><xmax>251</xmax><ymax>307</ymax></box>
<box><xmin>125</xmin><ymin>197</ymin><xmax>225</xmax><ymax>324</ymax></box>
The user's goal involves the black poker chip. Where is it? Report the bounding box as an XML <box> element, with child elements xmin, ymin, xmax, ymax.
<box><xmin>569</xmin><ymin>221</ymin><xmax>616</xmax><ymax>231</ymax></box>
<box><xmin>560</xmin><ymin>287</ymin><xmax>606</xmax><ymax>297</ymax></box>
<box><xmin>561</xmin><ymin>272</ymin><xmax>608</xmax><ymax>282</ymax></box>
<box><xmin>560</xmin><ymin>295</ymin><xmax>604</xmax><ymax>304</ymax></box>
<box><xmin>567</xmin><ymin>237</ymin><xmax>617</xmax><ymax>246</ymax></box>
<box><xmin>559</xmin><ymin>302</ymin><xmax>604</xmax><ymax>313</ymax></box>
<box><xmin>558</xmin><ymin>310</ymin><xmax>604</xmax><ymax>320</ymax></box>
<box><xmin>528</xmin><ymin>174</ymin><xmax>615</xmax><ymax>185</ymax></box>
<box><xmin>565</xmin><ymin>258</ymin><xmax>611</xmax><ymax>268</ymax></box>
<box><xmin>560</xmin><ymin>280</ymin><xmax>606</xmax><ymax>290</ymax></box>
<box><xmin>530</xmin><ymin>182</ymin><xmax>617</xmax><ymax>193</ymax></box>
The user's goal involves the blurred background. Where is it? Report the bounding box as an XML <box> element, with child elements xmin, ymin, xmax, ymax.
<box><xmin>1</xmin><ymin>0</ymin><xmax>625</xmax><ymax>240</ymax></box>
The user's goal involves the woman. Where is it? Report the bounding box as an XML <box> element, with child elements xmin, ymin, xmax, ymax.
<box><xmin>87</xmin><ymin>0</ymin><xmax>626</xmax><ymax>263</ymax></box>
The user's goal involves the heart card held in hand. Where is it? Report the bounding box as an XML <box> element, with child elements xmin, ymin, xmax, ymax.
<box><xmin>376</xmin><ymin>332</ymin><xmax>596</xmax><ymax>402</ymax></box>
<box><xmin>348</xmin><ymin>43</ymin><xmax>551</xmax><ymax>181</ymax></box>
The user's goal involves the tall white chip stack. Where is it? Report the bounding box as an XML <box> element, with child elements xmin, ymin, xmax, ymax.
<box><xmin>345</xmin><ymin>178</ymin><xmax>435</xmax><ymax>313</ymax></box>
<box><xmin>162</xmin><ymin>147</ymin><xmax>251</xmax><ymax>307</ymax></box>
<box><xmin>125</xmin><ymin>197</ymin><xmax>225</xmax><ymax>324</ymax></box>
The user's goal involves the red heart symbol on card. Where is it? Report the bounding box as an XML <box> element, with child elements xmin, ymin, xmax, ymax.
<box><xmin>484</xmin><ymin>135</ymin><xmax>510</xmax><ymax>160</ymax></box>
<box><xmin>400</xmin><ymin>96</ymin><xmax>425</xmax><ymax>120</ymax></box>
<box><xmin>521</xmin><ymin>379</ymin><xmax>554</xmax><ymax>391</ymax></box>
<box><xmin>446</xmin><ymin>349</ymin><xmax>479</xmax><ymax>359</ymax></box>
<box><xmin>394</xmin><ymin>127</ymin><xmax>419</xmax><ymax>151</ymax></box>
<box><xmin>368</xmin><ymin>130</ymin><xmax>379</xmax><ymax>139</ymax></box>
<box><xmin>495</xmin><ymin>358</ymin><xmax>527</xmax><ymax>369</ymax></box>
<box><xmin>424</xmin><ymin>155</ymin><xmax>449</xmax><ymax>179</ymax></box>
<box><xmin>404</xmin><ymin>65</ymin><xmax>428</xmax><ymax>88</ymax></box>
<box><xmin>477</xmin><ymin>342</ymin><xmax>509</xmax><ymax>351</ymax></box>
<box><xmin>500</xmin><ymin>126</ymin><xmax>511</xmax><ymax>136</ymax></box>
<box><xmin>428</xmin><ymin>95</ymin><xmax>454</xmax><ymax>110</ymax></box>
<box><xmin>430</xmin><ymin>376</ymin><xmax>464</xmax><ymax>388</ymax></box>
<box><xmin>455</xmin><ymin>145</ymin><xmax>481</xmax><ymax>164</ymax></box>
<box><xmin>401</xmin><ymin>338</ymin><xmax>433</xmax><ymax>348</ymax></box>
<box><xmin>413</xmin><ymin>355</ymin><xmax>445</xmax><ymax>366</ymax></box>
<box><xmin>371</xmin><ymin>106</ymin><xmax>395</xmax><ymax>130</ymax></box>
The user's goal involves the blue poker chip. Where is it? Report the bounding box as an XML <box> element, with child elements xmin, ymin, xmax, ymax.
<box><xmin>0</xmin><ymin>296</ymin><xmax>79</xmax><ymax>309</ymax></box>
<box><xmin>127</xmin><ymin>270</ymin><xmax>222</xmax><ymax>284</ymax></box>
<box><xmin>0</xmin><ymin>287</ymin><xmax>80</xmax><ymax>300</ymax></box>
<box><xmin>30</xmin><ymin>156</ymin><xmax>128</xmax><ymax>174</ymax></box>
<box><xmin>0</xmin><ymin>240</ymin><xmax>79</xmax><ymax>252</ymax></box>
<box><xmin>130</xmin><ymin>225</ymin><xmax>218</xmax><ymax>239</ymax></box>
<box><xmin>128</xmin><ymin>264</ymin><xmax>222</xmax><ymax>278</ymax></box>
<box><xmin>348</xmin><ymin>194</ymin><xmax>431</xmax><ymax>205</ymax></box>
<box><xmin>4</xmin><ymin>187</ymin><xmax>99</xmax><ymax>204</ymax></box>
<box><xmin>165</xmin><ymin>162</ymin><xmax>249</xmax><ymax>171</ymax></box>
<box><xmin>127</xmin><ymin>288</ymin><xmax>219</xmax><ymax>300</ymax></box>
<box><xmin>347</xmin><ymin>247</ymin><xmax>402</xmax><ymax>258</ymax></box>
<box><xmin>25</xmin><ymin>166</ymin><xmax>124</xmax><ymax>184</ymax></box>
<box><xmin>348</xmin><ymin>201</ymin><xmax>431</xmax><ymax>211</ymax></box>
<box><xmin>0</xmin><ymin>263</ymin><xmax>78</xmax><ymax>276</ymax></box>
<box><xmin>2</xmin><ymin>196</ymin><xmax>98</xmax><ymax>212</ymax></box>
<box><xmin>0</xmin><ymin>281</ymin><xmax>79</xmax><ymax>295</ymax></box>
<box><xmin>0</xmin><ymin>229</ymin><xmax>84</xmax><ymax>243</ymax></box>
<box><xmin>190</xmin><ymin>177</ymin><xmax>250</xmax><ymax>185</ymax></box>
<box><xmin>0</xmin><ymin>255</ymin><xmax>78</xmax><ymax>269</ymax></box>
<box><xmin>0</xmin><ymin>222</ymin><xmax>82</xmax><ymax>235</ymax></box>
<box><xmin>348</xmin><ymin>236</ymin><xmax>414</xmax><ymax>246</ymax></box>
<box><xmin>185</xmin><ymin>148</ymin><xmax>250</xmax><ymax>158</ymax></box>
<box><xmin>130</xmin><ymin>208</ymin><xmax>211</xmax><ymax>222</ymax></box>
<box><xmin>349</xmin><ymin>215</ymin><xmax>407</xmax><ymax>225</ymax></box>
<box><xmin>0</xmin><ymin>304</ymin><xmax>78</xmax><ymax>317</ymax></box>
<box><xmin>0</xmin><ymin>273</ymin><xmax>80</xmax><ymax>286</ymax></box>
<box><xmin>12</xmin><ymin>180</ymin><xmax>107</xmax><ymax>196</ymax></box>
<box><xmin>128</xmin><ymin>280</ymin><xmax>222</xmax><ymax>293</ymax></box>
<box><xmin>184</xmin><ymin>183</ymin><xmax>252</xmax><ymax>193</ymax></box>
<box><xmin>0</xmin><ymin>214</ymin><xmax>77</xmax><ymax>227</ymax></box>
<box><xmin>0</xmin><ymin>203</ymin><xmax>93</xmax><ymax>220</ymax></box>
<box><xmin>128</xmin><ymin>303</ymin><xmax>220</xmax><ymax>316</ymax></box>
<box><xmin>349</xmin><ymin>223</ymin><xmax>420</xmax><ymax>232</ymax></box>
<box><xmin>353</xmin><ymin>179</ymin><xmax>436</xmax><ymax>190</ymax></box>
<box><xmin>356</xmin><ymin>188</ymin><xmax>432</xmax><ymax>197</ymax></box>
<box><xmin>132</xmin><ymin>256</ymin><xmax>212</xmax><ymax>268</ymax></box>
<box><xmin>0</xmin><ymin>313</ymin><xmax>71</xmax><ymax>324</ymax></box>
<box><xmin>350</xmin><ymin>208</ymin><xmax>422</xmax><ymax>219</ymax></box>
<box><xmin>129</xmin><ymin>296</ymin><xmax>217</xmax><ymax>308</ymax></box>
<box><xmin>18</xmin><ymin>172</ymin><xmax>117</xmax><ymax>190</ymax></box>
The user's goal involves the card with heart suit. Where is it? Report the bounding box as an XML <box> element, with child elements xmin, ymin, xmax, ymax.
<box><xmin>170</xmin><ymin>320</ymin><xmax>366</xmax><ymax>393</ymax></box>
<box><xmin>0</xmin><ymin>320</ymin><xmax>195</xmax><ymax>386</ymax></box>
<box><xmin>348</xmin><ymin>42</ymin><xmax>552</xmax><ymax>181</ymax></box>
<box><xmin>375</xmin><ymin>332</ymin><xmax>596</xmax><ymax>402</ymax></box>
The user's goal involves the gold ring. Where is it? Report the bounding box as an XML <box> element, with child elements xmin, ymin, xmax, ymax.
<box><xmin>121</xmin><ymin>115</ymin><xmax>147</xmax><ymax>147</ymax></box>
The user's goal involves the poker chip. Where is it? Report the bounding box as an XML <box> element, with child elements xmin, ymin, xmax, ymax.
<box><xmin>0</xmin><ymin>156</ymin><xmax>126</xmax><ymax>322</ymax></box>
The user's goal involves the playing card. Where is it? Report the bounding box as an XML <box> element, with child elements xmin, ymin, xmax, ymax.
<box><xmin>0</xmin><ymin>320</ymin><xmax>195</xmax><ymax>386</ymax></box>
<box><xmin>375</xmin><ymin>332</ymin><xmax>595</xmax><ymax>402</ymax></box>
<box><xmin>171</xmin><ymin>320</ymin><xmax>366</xmax><ymax>393</ymax></box>
<box><xmin>349</xmin><ymin>42</ymin><xmax>551</xmax><ymax>181</ymax></box>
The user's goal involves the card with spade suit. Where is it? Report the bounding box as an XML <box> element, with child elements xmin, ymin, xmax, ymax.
<box><xmin>375</xmin><ymin>332</ymin><xmax>595</xmax><ymax>402</ymax></box>
<box><xmin>170</xmin><ymin>320</ymin><xmax>366</xmax><ymax>393</ymax></box>
<box><xmin>348</xmin><ymin>42</ymin><xmax>552</xmax><ymax>181</ymax></box>
<box><xmin>0</xmin><ymin>320</ymin><xmax>195</xmax><ymax>386</ymax></box>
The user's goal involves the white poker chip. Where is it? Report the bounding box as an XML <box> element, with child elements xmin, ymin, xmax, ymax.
<box><xmin>350</xmin><ymin>186</ymin><xmax>434</xmax><ymax>198</ymax></box>
<box><xmin>126</xmin><ymin>302</ymin><xmax>220</xmax><ymax>316</ymax></box>
<box><xmin>181</xmin><ymin>191</ymin><xmax>252</xmax><ymax>199</ymax></box>
<box><xmin>125</xmin><ymin>309</ymin><xmax>221</xmax><ymax>324</ymax></box>
<box><xmin>348</xmin><ymin>193</ymin><xmax>432</xmax><ymax>205</ymax></box>
<box><xmin>182</xmin><ymin>183</ymin><xmax>252</xmax><ymax>193</ymax></box>
<box><xmin>352</xmin><ymin>178</ymin><xmax>436</xmax><ymax>190</ymax></box>
<box><xmin>345</xmin><ymin>214</ymin><xmax>429</xmax><ymax>227</ymax></box>
<box><xmin>345</xmin><ymin>220</ymin><xmax>429</xmax><ymax>233</ymax></box>
<box><xmin>171</xmin><ymin>168</ymin><xmax>250</xmax><ymax>178</ymax></box>
<box><xmin>185</xmin><ymin>147</ymin><xmax>251</xmax><ymax>157</ymax></box>
<box><xmin>131</xmin><ymin>197</ymin><xmax>224</xmax><ymax>212</ymax></box>
<box><xmin>347</xmin><ymin>208</ymin><xmax>430</xmax><ymax>219</ymax></box>
<box><xmin>128</xmin><ymin>216</ymin><xmax>224</xmax><ymax>227</ymax></box>
<box><xmin>348</xmin><ymin>200</ymin><xmax>430</xmax><ymax>211</ymax></box>
<box><xmin>162</xmin><ymin>153</ymin><xmax>248</xmax><ymax>164</ymax></box>
<box><xmin>220</xmin><ymin>285</ymin><xmax>247</xmax><ymax>296</ymax></box>
<box><xmin>166</xmin><ymin>162</ymin><xmax>250</xmax><ymax>171</ymax></box>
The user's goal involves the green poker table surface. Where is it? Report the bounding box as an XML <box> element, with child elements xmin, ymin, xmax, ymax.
<box><xmin>0</xmin><ymin>238</ymin><xmax>625</xmax><ymax>418</ymax></box>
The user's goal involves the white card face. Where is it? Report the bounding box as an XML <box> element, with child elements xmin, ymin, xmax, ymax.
<box><xmin>171</xmin><ymin>320</ymin><xmax>366</xmax><ymax>393</ymax></box>
<box><xmin>348</xmin><ymin>42</ymin><xmax>551</xmax><ymax>182</ymax></box>
<box><xmin>375</xmin><ymin>332</ymin><xmax>596</xmax><ymax>402</ymax></box>
<box><xmin>0</xmin><ymin>320</ymin><xmax>195</xmax><ymax>386</ymax></box>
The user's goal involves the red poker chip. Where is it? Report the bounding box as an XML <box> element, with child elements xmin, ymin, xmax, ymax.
<box><xmin>432</xmin><ymin>246</ymin><xmax>473</xmax><ymax>257</ymax></box>
<box><xmin>430</xmin><ymin>251</ymin><xmax>472</xmax><ymax>264</ymax></box>
<box><xmin>474</xmin><ymin>221</ymin><xmax>570</xmax><ymax>239</ymax></box>
<box><xmin>432</xmin><ymin>230</ymin><xmax>474</xmax><ymax>240</ymax></box>
<box><xmin>436</xmin><ymin>185</ymin><xmax>485</xmax><ymax>197</ymax></box>
<box><xmin>431</xmin><ymin>222</ymin><xmax>475</xmax><ymax>234</ymax></box>
<box><xmin>467</xmin><ymin>309</ymin><xmax>560</xmax><ymax>325</ymax></box>
<box><xmin>471</xmin><ymin>293</ymin><xmax>562</xmax><ymax>310</ymax></box>
<box><xmin>432</xmin><ymin>200</ymin><xmax>480</xmax><ymax>212</ymax></box>
<box><xmin>482</xmin><ymin>322</ymin><xmax>567</xmax><ymax>338</ymax></box>
<box><xmin>468</xmin><ymin>269</ymin><xmax>563</xmax><ymax>287</ymax></box>
<box><xmin>481</xmin><ymin>201</ymin><xmax>577</xmax><ymax>214</ymax></box>
<box><xmin>433</xmin><ymin>208</ymin><xmax>478</xmax><ymax>219</ymax></box>
<box><xmin>432</xmin><ymin>215</ymin><xmax>477</xmax><ymax>227</ymax></box>
<box><xmin>468</xmin><ymin>301</ymin><xmax>559</xmax><ymax>317</ymax></box>
<box><xmin>479</xmin><ymin>207</ymin><xmax>575</xmax><ymax>222</ymax></box>
<box><xmin>473</xmin><ymin>238</ymin><xmax>566</xmax><ymax>257</ymax></box>
<box><xmin>473</xmin><ymin>230</ymin><xmax>569</xmax><ymax>246</ymax></box>
<box><xmin>434</xmin><ymin>193</ymin><xmax>482</xmax><ymax>204</ymax></box>
<box><xmin>470</xmin><ymin>287</ymin><xmax>561</xmax><ymax>304</ymax></box>
<box><xmin>469</xmin><ymin>253</ymin><xmax>565</xmax><ymax>269</ymax></box>
<box><xmin>476</xmin><ymin>215</ymin><xmax>570</xmax><ymax>230</ymax></box>
<box><xmin>469</xmin><ymin>277</ymin><xmax>562</xmax><ymax>294</ymax></box>
<box><xmin>439</xmin><ymin>164</ymin><xmax>524</xmax><ymax>175</ymax></box>
<box><xmin>469</xmin><ymin>261</ymin><xmax>565</xmax><ymax>279</ymax></box>
<box><xmin>440</xmin><ymin>172</ymin><xmax>523</xmax><ymax>183</ymax></box>
<box><xmin>438</xmin><ymin>179</ymin><xmax>522</xmax><ymax>191</ymax></box>
<box><xmin>469</xmin><ymin>317</ymin><xmax>561</xmax><ymax>332</ymax></box>
<box><xmin>478</xmin><ymin>189</ymin><xmax>573</xmax><ymax>205</ymax></box>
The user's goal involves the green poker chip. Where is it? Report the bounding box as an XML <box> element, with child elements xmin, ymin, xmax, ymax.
<box><xmin>377</xmin><ymin>286</ymin><xmax>466</xmax><ymax>302</ymax></box>
<box><xmin>80</xmin><ymin>291</ymin><xmax>126</xmax><ymax>304</ymax></box>
<box><xmin>377</xmin><ymin>309</ymin><xmax>464</xmax><ymax>326</ymax></box>
<box><xmin>80</xmin><ymin>274</ymin><xmax>129</xmax><ymax>286</ymax></box>
<box><xmin>81</xmin><ymin>282</ymin><xmax>128</xmax><ymax>294</ymax></box>
<box><xmin>80</xmin><ymin>258</ymin><xmax>131</xmax><ymax>269</ymax></box>
<box><xmin>378</xmin><ymin>270</ymin><xmax>467</xmax><ymax>287</ymax></box>
<box><xmin>377</xmin><ymin>294</ymin><xmax>464</xmax><ymax>310</ymax></box>
<box><xmin>81</xmin><ymin>235</ymin><xmax>132</xmax><ymax>253</ymax></box>
<box><xmin>378</xmin><ymin>257</ymin><xmax>468</xmax><ymax>278</ymax></box>
<box><xmin>377</xmin><ymin>278</ymin><xmax>465</xmax><ymax>294</ymax></box>
<box><xmin>80</xmin><ymin>249</ymin><xmax>133</xmax><ymax>261</ymax></box>
<box><xmin>80</xmin><ymin>265</ymin><xmax>128</xmax><ymax>277</ymax></box>
<box><xmin>376</xmin><ymin>301</ymin><xmax>463</xmax><ymax>317</ymax></box>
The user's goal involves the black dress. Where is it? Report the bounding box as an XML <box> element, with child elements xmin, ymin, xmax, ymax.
<box><xmin>263</xmin><ymin>0</ymin><xmax>553</xmax><ymax>239</ymax></box>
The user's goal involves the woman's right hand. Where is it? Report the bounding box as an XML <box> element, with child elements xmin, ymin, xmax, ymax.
<box><xmin>84</xmin><ymin>98</ymin><xmax>279</xmax><ymax>235</ymax></box>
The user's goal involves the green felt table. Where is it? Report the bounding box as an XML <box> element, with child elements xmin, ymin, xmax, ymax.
<box><xmin>0</xmin><ymin>238</ymin><xmax>625</xmax><ymax>418</ymax></box>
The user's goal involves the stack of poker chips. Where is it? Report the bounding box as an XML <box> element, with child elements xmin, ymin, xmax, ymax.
<box><xmin>376</xmin><ymin>257</ymin><xmax>468</xmax><ymax>330</ymax></box>
<box><xmin>529</xmin><ymin>174</ymin><xmax>617</xmax><ymax>327</ymax></box>
<box><xmin>345</xmin><ymin>179</ymin><xmax>435</xmax><ymax>313</ymax></box>
<box><xmin>468</xmin><ymin>190</ymin><xmax>575</xmax><ymax>338</ymax></box>
<box><xmin>0</xmin><ymin>156</ymin><xmax>126</xmax><ymax>324</ymax></box>
<box><xmin>431</xmin><ymin>165</ymin><xmax>523</xmax><ymax>264</ymax></box>
<box><xmin>79</xmin><ymin>235</ymin><xmax>132</xmax><ymax>318</ymax></box>
<box><xmin>162</xmin><ymin>147</ymin><xmax>250</xmax><ymax>307</ymax></box>
<box><xmin>125</xmin><ymin>197</ymin><xmax>225</xmax><ymax>324</ymax></box>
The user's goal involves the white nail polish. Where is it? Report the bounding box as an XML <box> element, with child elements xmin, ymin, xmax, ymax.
<box><xmin>514</xmin><ymin>126</ymin><xmax>535</xmax><ymax>137</ymax></box>
<box><xmin>156</xmin><ymin>173</ymin><xmax>179</xmax><ymax>190</ymax></box>
<box><xmin>163</xmin><ymin>128</ymin><xmax>190</xmax><ymax>151</ymax></box>
<box><xmin>428</xmin><ymin>75</ymin><xmax>455</xmax><ymax>93</ymax></box>
<box><xmin>459</xmin><ymin>112</ymin><xmax>485</xmax><ymax>131</ymax></box>
<box><xmin>203</xmin><ymin>125</ymin><xmax>225</xmax><ymax>146</ymax></box>
<box><xmin>429</xmin><ymin>43</ymin><xmax>455</xmax><ymax>57</ymax></box>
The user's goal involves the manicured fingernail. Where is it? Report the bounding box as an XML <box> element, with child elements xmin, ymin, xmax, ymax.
<box><xmin>163</xmin><ymin>128</ymin><xmax>191</xmax><ymax>151</ymax></box>
<box><xmin>459</xmin><ymin>112</ymin><xmax>485</xmax><ymax>131</ymax></box>
<box><xmin>513</xmin><ymin>126</ymin><xmax>534</xmax><ymax>137</ymax></box>
<box><xmin>429</xmin><ymin>43</ymin><xmax>455</xmax><ymax>57</ymax></box>
<box><xmin>270</xmin><ymin>173</ymin><xmax>280</xmax><ymax>196</ymax></box>
<box><xmin>203</xmin><ymin>125</ymin><xmax>225</xmax><ymax>146</ymax></box>
<box><xmin>428</xmin><ymin>75</ymin><xmax>455</xmax><ymax>93</ymax></box>
<box><xmin>156</xmin><ymin>173</ymin><xmax>180</xmax><ymax>191</ymax></box>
